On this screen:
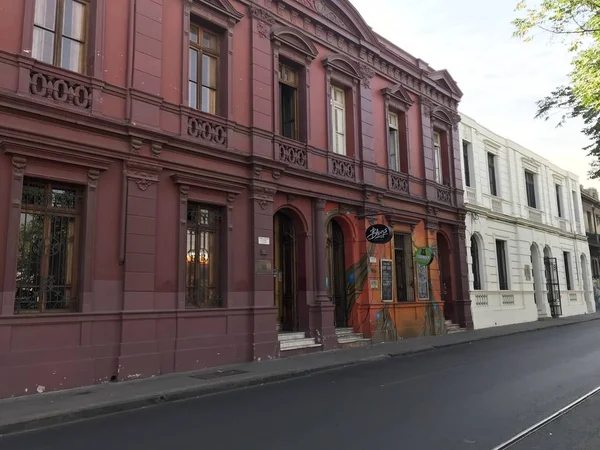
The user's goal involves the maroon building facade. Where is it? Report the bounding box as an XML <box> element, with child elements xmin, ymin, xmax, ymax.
<box><xmin>0</xmin><ymin>0</ymin><xmax>470</xmax><ymax>398</ymax></box>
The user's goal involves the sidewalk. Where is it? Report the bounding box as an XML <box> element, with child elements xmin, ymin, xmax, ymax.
<box><xmin>1</xmin><ymin>313</ymin><xmax>599</xmax><ymax>436</ymax></box>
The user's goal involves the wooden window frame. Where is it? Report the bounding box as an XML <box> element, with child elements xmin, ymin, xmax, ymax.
<box><xmin>23</xmin><ymin>0</ymin><xmax>105</xmax><ymax>78</ymax></box>
<box><xmin>184</xmin><ymin>202</ymin><xmax>225</xmax><ymax>308</ymax></box>
<box><xmin>188</xmin><ymin>23</ymin><xmax>220</xmax><ymax>115</ymax></box>
<box><xmin>382</xmin><ymin>85</ymin><xmax>412</xmax><ymax>174</ymax></box>
<box><xmin>2</xmin><ymin>154</ymin><xmax>104</xmax><ymax>316</ymax></box>
<box><xmin>16</xmin><ymin>178</ymin><xmax>83</xmax><ymax>313</ymax></box>
<box><xmin>433</xmin><ymin>131</ymin><xmax>443</xmax><ymax>184</ymax></box>
<box><xmin>278</xmin><ymin>62</ymin><xmax>300</xmax><ymax>141</ymax></box>
<box><xmin>271</xmin><ymin>27</ymin><xmax>318</xmax><ymax>144</ymax></box>
<box><xmin>182</xmin><ymin>1</ymin><xmax>242</xmax><ymax>120</ymax></box>
<box><xmin>331</xmin><ymin>84</ymin><xmax>347</xmax><ymax>155</ymax></box>
<box><xmin>323</xmin><ymin>56</ymin><xmax>360</xmax><ymax>159</ymax></box>
<box><xmin>173</xmin><ymin>174</ymin><xmax>238</xmax><ymax>310</ymax></box>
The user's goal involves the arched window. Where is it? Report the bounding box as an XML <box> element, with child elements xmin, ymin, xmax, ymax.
<box><xmin>471</xmin><ymin>235</ymin><xmax>482</xmax><ymax>290</ymax></box>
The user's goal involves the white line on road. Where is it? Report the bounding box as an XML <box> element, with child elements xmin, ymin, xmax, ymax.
<box><xmin>491</xmin><ymin>384</ymin><xmax>600</xmax><ymax>450</ymax></box>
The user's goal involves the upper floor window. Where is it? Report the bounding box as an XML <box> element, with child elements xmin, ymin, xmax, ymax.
<box><xmin>572</xmin><ymin>190</ymin><xmax>581</xmax><ymax>225</ymax></box>
<box><xmin>331</xmin><ymin>85</ymin><xmax>346</xmax><ymax>155</ymax></box>
<box><xmin>462</xmin><ymin>140</ymin><xmax>471</xmax><ymax>188</ymax></box>
<box><xmin>555</xmin><ymin>184</ymin><xmax>563</xmax><ymax>218</ymax></box>
<box><xmin>525</xmin><ymin>170</ymin><xmax>537</xmax><ymax>209</ymax></box>
<box><xmin>587</xmin><ymin>211</ymin><xmax>594</xmax><ymax>232</ymax></box>
<box><xmin>433</xmin><ymin>132</ymin><xmax>442</xmax><ymax>184</ymax></box>
<box><xmin>189</xmin><ymin>24</ymin><xmax>219</xmax><ymax>114</ymax></box>
<box><xmin>487</xmin><ymin>152</ymin><xmax>498</xmax><ymax>196</ymax></box>
<box><xmin>279</xmin><ymin>63</ymin><xmax>299</xmax><ymax>140</ymax></box>
<box><xmin>16</xmin><ymin>178</ymin><xmax>83</xmax><ymax>313</ymax></box>
<box><xmin>389</xmin><ymin>112</ymin><xmax>400</xmax><ymax>171</ymax></box>
<box><xmin>32</xmin><ymin>0</ymin><xmax>87</xmax><ymax>74</ymax></box>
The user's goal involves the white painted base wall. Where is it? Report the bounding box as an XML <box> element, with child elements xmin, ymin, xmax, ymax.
<box><xmin>467</xmin><ymin>213</ymin><xmax>595</xmax><ymax>330</ymax></box>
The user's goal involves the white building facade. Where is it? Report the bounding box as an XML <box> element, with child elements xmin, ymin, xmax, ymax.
<box><xmin>460</xmin><ymin>115</ymin><xmax>595</xmax><ymax>329</ymax></box>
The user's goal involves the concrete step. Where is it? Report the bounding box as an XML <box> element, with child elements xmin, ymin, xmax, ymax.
<box><xmin>335</xmin><ymin>328</ymin><xmax>355</xmax><ymax>336</ymax></box>
<box><xmin>280</xmin><ymin>337</ymin><xmax>322</xmax><ymax>351</ymax></box>
<box><xmin>447</xmin><ymin>328</ymin><xmax>467</xmax><ymax>334</ymax></box>
<box><xmin>277</xmin><ymin>332</ymin><xmax>306</xmax><ymax>342</ymax></box>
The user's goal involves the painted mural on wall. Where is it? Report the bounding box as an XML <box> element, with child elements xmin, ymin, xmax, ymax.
<box><xmin>325</xmin><ymin>206</ymin><xmax>446</xmax><ymax>340</ymax></box>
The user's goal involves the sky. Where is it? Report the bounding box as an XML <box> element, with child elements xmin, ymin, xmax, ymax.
<box><xmin>348</xmin><ymin>0</ymin><xmax>600</xmax><ymax>191</ymax></box>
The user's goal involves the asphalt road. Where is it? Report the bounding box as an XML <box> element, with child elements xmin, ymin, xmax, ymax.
<box><xmin>3</xmin><ymin>320</ymin><xmax>600</xmax><ymax>450</ymax></box>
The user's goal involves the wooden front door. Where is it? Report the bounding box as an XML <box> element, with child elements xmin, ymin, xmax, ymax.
<box><xmin>274</xmin><ymin>212</ymin><xmax>298</xmax><ymax>331</ymax></box>
<box><xmin>331</xmin><ymin>220</ymin><xmax>348</xmax><ymax>327</ymax></box>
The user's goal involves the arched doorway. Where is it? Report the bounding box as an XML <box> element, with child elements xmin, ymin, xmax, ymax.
<box><xmin>437</xmin><ymin>232</ymin><xmax>453</xmax><ymax>321</ymax></box>
<box><xmin>328</xmin><ymin>219</ymin><xmax>348</xmax><ymax>328</ymax></box>
<box><xmin>274</xmin><ymin>210</ymin><xmax>298</xmax><ymax>331</ymax></box>
<box><xmin>531</xmin><ymin>243</ymin><xmax>546</xmax><ymax>317</ymax></box>
<box><xmin>581</xmin><ymin>253</ymin><xmax>594</xmax><ymax>313</ymax></box>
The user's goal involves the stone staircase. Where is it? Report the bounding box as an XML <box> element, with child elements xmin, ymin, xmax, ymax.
<box><xmin>445</xmin><ymin>320</ymin><xmax>466</xmax><ymax>334</ymax></box>
<box><xmin>335</xmin><ymin>328</ymin><xmax>371</xmax><ymax>348</ymax></box>
<box><xmin>278</xmin><ymin>332</ymin><xmax>322</xmax><ymax>352</ymax></box>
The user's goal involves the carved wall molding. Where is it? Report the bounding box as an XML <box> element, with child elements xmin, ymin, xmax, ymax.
<box><xmin>130</xmin><ymin>138</ymin><xmax>143</xmax><ymax>155</ymax></box>
<box><xmin>87</xmin><ymin>168</ymin><xmax>100</xmax><ymax>190</ymax></box>
<box><xmin>151</xmin><ymin>142</ymin><xmax>162</xmax><ymax>158</ymax></box>
<box><xmin>250</xmin><ymin>184</ymin><xmax>276</xmax><ymax>210</ymax></box>
<box><xmin>358</xmin><ymin>62</ymin><xmax>375</xmax><ymax>88</ymax></box>
<box><xmin>272</xmin><ymin>170</ymin><xmax>281</xmax><ymax>181</ymax></box>
<box><xmin>259</xmin><ymin>0</ymin><xmax>460</xmax><ymax>109</ymax></box>
<box><xmin>11</xmin><ymin>156</ymin><xmax>27</xmax><ymax>180</ymax></box>
<box><xmin>125</xmin><ymin>161</ymin><xmax>161</xmax><ymax>191</ymax></box>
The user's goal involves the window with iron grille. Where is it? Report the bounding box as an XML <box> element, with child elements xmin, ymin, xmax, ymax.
<box><xmin>186</xmin><ymin>203</ymin><xmax>223</xmax><ymax>308</ymax></box>
<box><xmin>16</xmin><ymin>178</ymin><xmax>83</xmax><ymax>313</ymax></box>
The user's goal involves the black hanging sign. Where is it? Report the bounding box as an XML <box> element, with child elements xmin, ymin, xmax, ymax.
<box><xmin>365</xmin><ymin>224</ymin><xmax>393</xmax><ymax>244</ymax></box>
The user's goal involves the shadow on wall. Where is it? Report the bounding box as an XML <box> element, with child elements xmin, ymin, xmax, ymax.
<box><xmin>594</xmin><ymin>279</ymin><xmax>600</xmax><ymax>311</ymax></box>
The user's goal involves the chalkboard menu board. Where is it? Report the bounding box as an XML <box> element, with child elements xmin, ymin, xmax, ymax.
<box><xmin>417</xmin><ymin>265</ymin><xmax>429</xmax><ymax>300</ymax></box>
<box><xmin>381</xmin><ymin>259</ymin><xmax>393</xmax><ymax>302</ymax></box>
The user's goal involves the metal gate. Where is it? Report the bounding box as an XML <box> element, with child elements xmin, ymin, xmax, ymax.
<box><xmin>544</xmin><ymin>256</ymin><xmax>562</xmax><ymax>318</ymax></box>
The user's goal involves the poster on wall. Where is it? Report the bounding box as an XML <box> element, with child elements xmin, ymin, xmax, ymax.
<box><xmin>380</xmin><ymin>259</ymin><xmax>393</xmax><ymax>302</ymax></box>
<box><xmin>417</xmin><ymin>264</ymin><xmax>429</xmax><ymax>300</ymax></box>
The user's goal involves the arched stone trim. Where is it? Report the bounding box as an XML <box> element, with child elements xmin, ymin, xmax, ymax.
<box><xmin>322</xmin><ymin>53</ymin><xmax>361</xmax><ymax>80</ymax></box>
<box><xmin>301</xmin><ymin>0</ymin><xmax>379</xmax><ymax>45</ymax></box>
<box><xmin>325</xmin><ymin>213</ymin><xmax>357</xmax><ymax>242</ymax></box>
<box><xmin>271</xmin><ymin>26</ymin><xmax>318</xmax><ymax>61</ymax></box>
<box><xmin>432</xmin><ymin>108</ymin><xmax>453</xmax><ymax>125</ymax></box>
<box><xmin>275</xmin><ymin>204</ymin><xmax>310</xmax><ymax>234</ymax></box>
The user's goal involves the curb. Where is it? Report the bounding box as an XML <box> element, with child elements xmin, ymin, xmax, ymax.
<box><xmin>0</xmin><ymin>354</ymin><xmax>391</xmax><ymax>437</ymax></box>
<box><xmin>1</xmin><ymin>315</ymin><xmax>599</xmax><ymax>436</ymax></box>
